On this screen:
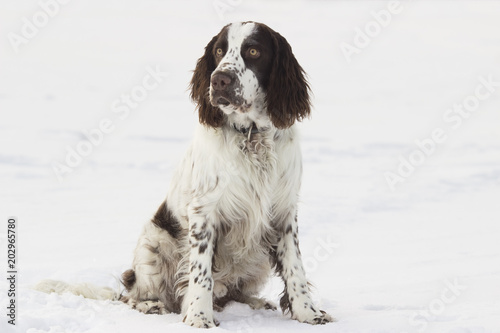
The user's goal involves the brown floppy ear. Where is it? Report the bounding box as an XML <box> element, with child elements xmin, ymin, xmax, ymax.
<box><xmin>265</xmin><ymin>29</ymin><xmax>311</xmax><ymax>129</ymax></box>
<box><xmin>189</xmin><ymin>34</ymin><xmax>225</xmax><ymax>128</ymax></box>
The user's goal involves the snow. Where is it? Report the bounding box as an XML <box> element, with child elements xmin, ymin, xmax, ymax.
<box><xmin>1</xmin><ymin>1</ymin><xmax>500</xmax><ymax>332</ymax></box>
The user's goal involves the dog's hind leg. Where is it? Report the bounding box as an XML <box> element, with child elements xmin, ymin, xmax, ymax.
<box><xmin>121</xmin><ymin>201</ymin><xmax>186</xmax><ymax>314</ymax></box>
<box><xmin>120</xmin><ymin>268</ymin><xmax>168</xmax><ymax>315</ymax></box>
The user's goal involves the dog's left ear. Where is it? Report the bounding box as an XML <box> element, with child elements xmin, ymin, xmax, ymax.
<box><xmin>190</xmin><ymin>34</ymin><xmax>225</xmax><ymax>128</ymax></box>
<box><xmin>265</xmin><ymin>27</ymin><xmax>311</xmax><ymax>129</ymax></box>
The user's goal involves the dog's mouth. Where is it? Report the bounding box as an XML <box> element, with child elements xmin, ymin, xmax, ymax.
<box><xmin>211</xmin><ymin>93</ymin><xmax>250</xmax><ymax>113</ymax></box>
<box><xmin>211</xmin><ymin>92</ymin><xmax>237</xmax><ymax>107</ymax></box>
<box><xmin>216</xmin><ymin>97</ymin><xmax>230</xmax><ymax>107</ymax></box>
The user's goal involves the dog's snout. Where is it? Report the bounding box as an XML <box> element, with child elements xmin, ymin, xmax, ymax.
<box><xmin>211</xmin><ymin>72</ymin><xmax>233</xmax><ymax>91</ymax></box>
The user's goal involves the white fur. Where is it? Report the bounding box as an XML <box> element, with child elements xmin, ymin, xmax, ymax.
<box><xmin>34</xmin><ymin>279</ymin><xmax>119</xmax><ymax>301</ymax></box>
<box><xmin>175</xmin><ymin>124</ymin><xmax>297</xmax><ymax>327</ymax></box>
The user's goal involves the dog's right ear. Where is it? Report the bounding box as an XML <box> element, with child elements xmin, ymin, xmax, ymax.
<box><xmin>190</xmin><ymin>34</ymin><xmax>225</xmax><ymax>128</ymax></box>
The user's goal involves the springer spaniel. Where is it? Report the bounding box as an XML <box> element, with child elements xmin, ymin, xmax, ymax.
<box><xmin>121</xmin><ymin>21</ymin><xmax>333</xmax><ymax>328</ymax></box>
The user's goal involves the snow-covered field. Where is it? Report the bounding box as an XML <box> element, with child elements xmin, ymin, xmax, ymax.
<box><xmin>1</xmin><ymin>1</ymin><xmax>500</xmax><ymax>332</ymax></box>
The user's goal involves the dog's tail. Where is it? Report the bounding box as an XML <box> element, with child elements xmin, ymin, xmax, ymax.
<box><xmin>34</xmin><ymin>279</ymin><xmax>120</xmax><ymax>301</ymax></box>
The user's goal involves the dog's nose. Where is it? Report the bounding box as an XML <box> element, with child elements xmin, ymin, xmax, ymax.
<box><xmin>211</xmin><ymin>73</ymin><xmax>232</xmax><ymax>91</ymax></box>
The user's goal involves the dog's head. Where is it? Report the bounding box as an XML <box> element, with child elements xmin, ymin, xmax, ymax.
<box><xmin>190</xmin><ymin>22</ymin><xmax>311</xmax><ymax>130</ymax></box>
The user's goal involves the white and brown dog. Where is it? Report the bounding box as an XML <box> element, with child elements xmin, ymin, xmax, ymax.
<box><xmin>120</xmin><ymin>21</ymin><xmax>333</xmax><ymax>328</ymax></box>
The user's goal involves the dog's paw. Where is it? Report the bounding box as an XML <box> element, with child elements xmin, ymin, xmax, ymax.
<box><xmin>292</xmin><ymin>306</ymin><xmax>334</xmax><ymax>325</ymax></box>
<box><xmin>245</xmin><ymin>297</ymin><xmax>277</xmax><ymax>311</ymax></box>
<box><xmin>132</xmin><ymin>300</ymin><xmax>167</xmax><ymax>315</ymax></box>
<box><xmin>213</xmin><ymin>282</ymin><xmax>228</xmax><ymax>299</ymax></box>
<box><xmin>183</xmin><ymin>312</ymin><xmax>219</xmax><ymax>328</ymax></box>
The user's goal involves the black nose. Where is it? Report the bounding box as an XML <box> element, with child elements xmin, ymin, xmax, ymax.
<box><xmin>211</xmin><ymin>73</ymin><xmax>232</xmax><ymax>91</ymax></box>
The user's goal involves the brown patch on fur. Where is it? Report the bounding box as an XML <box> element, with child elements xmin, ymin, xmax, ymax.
<box><xmin>190</xmin><ymin>27</ymin><xmax>228</xmax><ymax>128</ymax></box>
<box><xmin>259</xmin><ymin>23</ymin><xmax>311</xmax><ymax>129</ymax></box>
<box><xmin>270</xmin><ymin>245</ymin><xmax>293</xmax><ymax>314</ymax></box>
<box><xmin>121</xmin><ymin>269</ymin><xmax>136</xmax><ymax>292</ymax></box>
<box><xmin>151</xmin><ymin>201</ymin><xmax>182</xmax><ymax>239</ymax></box>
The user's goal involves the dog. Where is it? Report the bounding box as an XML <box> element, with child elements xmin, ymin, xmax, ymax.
<box><xmin>120</xmin><ymin>21</ymin><xmax>333</xmax><ymax>328</ymax></box>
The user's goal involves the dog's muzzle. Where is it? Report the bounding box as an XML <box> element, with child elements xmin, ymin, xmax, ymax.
<box><xmin>210</xmin><ymin>71</ymin><xmax>244</xmax><ymax>109</ymax></box>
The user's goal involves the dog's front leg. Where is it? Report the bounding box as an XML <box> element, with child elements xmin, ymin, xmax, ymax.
<box><xmin>275</xmin><ymin>211</ymin><xmax>333</xmax><ymax>325</ymax></box>
<box><xmin>182</xmin><ymin>210</ymin><xmax>217</xmax><ymax>328</ymax></box>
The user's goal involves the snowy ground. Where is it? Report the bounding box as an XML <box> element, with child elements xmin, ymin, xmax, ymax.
<box><xmin>1</xmin><ymin>1</ymin><xmax>500</xmax><ymax>332</ymax></box>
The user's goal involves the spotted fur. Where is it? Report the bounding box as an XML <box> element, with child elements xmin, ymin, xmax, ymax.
<box><xmin>121</xmin><ymin>21</ymin><xmax>333</xmax><ymax>328</ymax></box>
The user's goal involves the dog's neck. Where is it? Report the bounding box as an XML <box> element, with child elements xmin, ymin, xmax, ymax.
<box><xmin>226</xmin><ymin>109</ymin><xmax>272</xmax><ymax>137</ymax></box>
<box><xmin>219</xmin><ymin>119</ymin><xmax>277</xmax><ymax>163</ymax></box>
<box><xmin>232</xmin><ymin>122</ymin><xmax>260</xmax><ymax>136</ymax></box>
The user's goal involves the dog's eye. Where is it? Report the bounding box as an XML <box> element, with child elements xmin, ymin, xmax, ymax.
<box><xmin>247</xmin><ymin>48</ymin><xmax>260</xmax><ymax>58</ymax></box>
<box><xmin>216</xmin><ymin>48</ymin><xmax>224</xmax><ymax>57</ymax></box>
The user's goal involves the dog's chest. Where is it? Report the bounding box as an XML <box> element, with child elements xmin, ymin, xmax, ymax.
<box><xmin>216</xmin><ymin>135</ymin><xmax>278</xmax><ymax>224</ymax></box>
<box><xmin>213</xmin><ymin>218</ymin><xmax>275</xmax><ymax>284</ymax></box>
<box><xmin>211</xmin><ymin>134</ymin><xmax>278</xmax><ymax>274</ymax></box>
